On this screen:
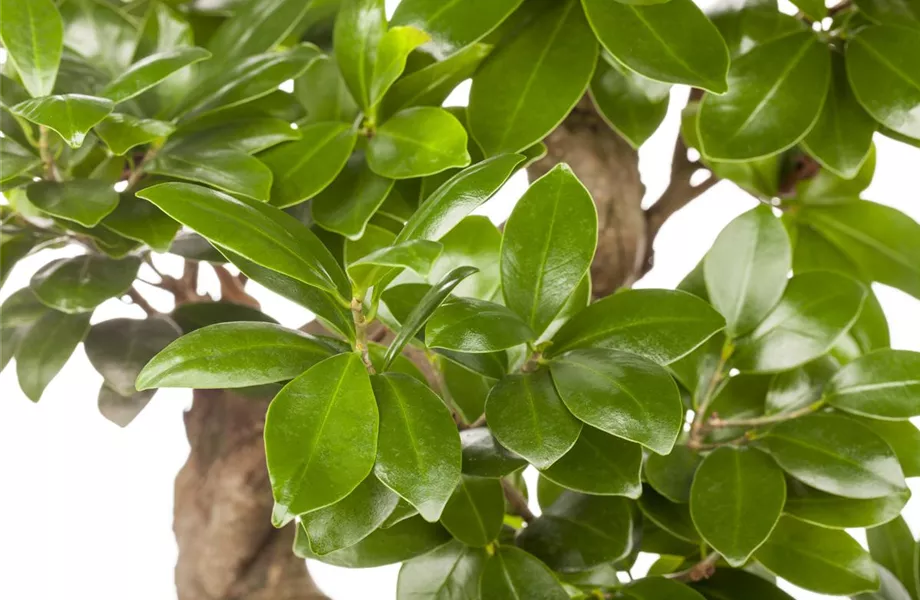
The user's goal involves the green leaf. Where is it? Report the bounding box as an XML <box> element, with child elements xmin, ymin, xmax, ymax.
<box><xmin>137</xmin><ymin>183</ymin><xmax>351</xmax><ymax>301</ymax></box>
<box><xmin>397</xmin><ymin>540</ymin><xmax>486</xmax><ymax>600</ymax></box>
<box><xmin>439</xmin><ymin>475</ymin><xmax>503</xmax><ymax>546</ymax></box>
<box><xmin>645</xmin><ymin>445</ymin><xmax>701</xmax><ymax>504</ymax></box>
<box><xmin>371</xmin><ymin>373</ymin><xmax>461</xmax><ymax>522</ymax></box>
<box><xmin>517</xmin><ymin>491</ymin><xmax>634</xmax><ymax>572</ymax></box>
<box><xmin>479</xmin><ymin>546</ymin><xmax>568</xmax><ymax>600</ymax></box>
<box><xmin>755</xmin><ymin>515</ymin><xmax>879</xmax><ymax>595</ymax></box>
<box><xmin>382</xmin><ymin>266</ymin><xmax>479</xmax><ymax>370</ymax></box>
<box><xmin>30</xmin><ymin>255</ymin><xmax>139</xmax><ymax>314</ymax></box>
<box><xmin>367</xmin><ymin>107</ymin><xmax>471</xmax><ymax>179</ymax></box>
<box><xmin>760</xmin><ymin>413</ymin><xmax>907</xmax><ymax>499</ymax></box>
<box><xmin>148</xmin><ymin>147</ymin><xmax>274</xmax><ymax>201</ymax></box>
<box><xmin>795</xmin><ymin>144</ymin><xmax>877</xmax><ymax>204</ymax></box>
<box><xmin>397</xmin><ymin>154</ymin><xmax>525</xmax><ymax>242</ymax></box>
<box><xmin>101</xmin><ymin>47</ymin><xmax>211</xmax><ymax>104</ymax></box>
<box><xmin>765</xmin><ymin>356</ymin><xmax>838</xmax><ymax>416</ymax></box>
<box><xmin>25</xmin><ymin>180</ymin><xmax>119</xmax><ymax>227</ymax></box>
<box><xmin>785</xmin><ymin>480</ymin><xmax>910</xmax><ymax>529</ymax></box>
<box><xmin>468</xmin><ymin>0</ymin><xmax>596</xmax><ymax>156</ymax></box>
<box><xmin>699</xmin><ymin>32</ymin><xmax>830</xmax><ymax>160</ymax></box>
<box><xmin>426</xmin><ymin>297</ymin><xmax>534</xmax><ymax>353</ymax></box>
<box><xmin>15</xmin><ymin>310</ymin><xmax>90</xmax><ymax>402</ymax></box>
<box><xmin>348</xmin><ymin>240</ymin><xmax>442</xmax><ymax>294</ymax></box>
<box><xmin>428</xmin><ymin>216</ymin><xmax>502</xmax><ymax>301</ymax></box>
<box><xmin>0</xmin><ymin>137</ymin><xmax>40</xmax><ymax>182</ymax></box>
<box><xmin>732</xmin><ymin>271</ymin><xmax>867</xmax><ymax>373</ymax></box>
<box><xmin>826</xmin><ymin>350</ymin><xmax>920</xmax><ymax>420</ymax></box>
<box><xmin>0</xmin><ymin>233</ymin><xmax>36</xmax><ymax>287</ymax></box>
<box><xmin>855</xmin><ymin>565</ymin><xmax>915</xmax><ymax>600</ymax></box>
<box><xmin>590</xmin><ymin>55</ymin><xmax>671</xmax><ymax>149</ymax></box>
<box><xmin>266</xmin><ymin>353</ymin><xmax>377</xmax><ymax>518</ymax></box>
<box><xmin>705</xmin><ymin>206</ymin><xmax>791</xmax><ymax>337</ymax></box>
<box><xmin>627</xmin><ymin>578</ymin><xmax>706</xmax><ymax>600</ymax></box>
<box><xmin>486</xmin><ymin>370</ymin><xmax>582</xmax><ymax>469</ymax></box>
<box><xmin>690</xmin><ymin>447</ymin><xmax>785</xmax><ymax>566</ymax></box>
<box><xmin>11</xmin><ymin>94</ymin><xmax>113</xmax><ymax>148</ymax></box>
<box><xmin>171</xmin><ymin>118</ymin><xmax>300</xmax><ymax>155</ymax></box>
<box><xmin>868</xmin><ymin>516</ymin><xmax>918</xmax><ymax>596</ymax></box>
<box><xmin>300</xmin><ymin>474</ymin><xmax>399</xmax><ymax>555</ymax></box>
<box><xmin>297</xmin><ymin>514</ymin><xmax>450</xmax><ymax>567</ymax></box>
<box><xmin>547</xmin><ymin>289</ymin><xmax>725</xmax><ymax>364</ymax></box>
<box><xmin>540</xmin><ymin>425</ymin><xmax>642</xmax><ymax>498</ymax></box>
<box><xmin>97</xmin><ymin>384</ymin><xmax>154</xmax><ymax>428</ymax></box>
<box><xmin>460</xmin><ymin>428</ymin><xmax>527</xmax><ymax>477</ymax></box>
<box><xmin>854</xmin><ymin>0</ymin><xmax>920</xmax><ymax>29</ymax></box>
<box><xmin>847</xmin><ymin>25</ymin><xmax>920</xmax><ymax>141</ymax></box>
<box><xmin>333</xmin><ymin>0</ymin><xmax>386</xmax><ymax>110</ymax></box>
<box><xmin>311</xmin><ymin>154</ymin><xmax>394</xmax><ymax>240</ymax></box>
<box><xmin>803</xmin><ymin>53</ymin><xmax>876</xmax><ymax>179</ymax></box>
<box><xmin>101</xmin><ymin>193</ymin><xmax>180</xmax><ymax>253</ymax></box>
<box><xmin>801</xmin><ymin>202</ymin><xmax>920</xmax><ymax>300</ymax></box>
<box><xmin>260</xmin><ymin>123</ymin><xmax>357</xmax><ymax>208</ymax></box>
<box><xmin>85</xmin><ymin>317</ymin><xmax>181</xmax><ymax>398</ymax></box>
<box><xmin>0</xmin><ymin>0</ymin><xmax>63</xmax><ymax>98</ymax></box>
<box><xmin>550</xmin><ymin>348</ymin><xmax>683</xmax><ymax>455</ymax></box>
<box><xmin>638</xmin><ymin>485</ymin><xmax>701</xmax><ymax>543</ymax></box>
<box><xmin>852</xmin><ymin>417</ymin><xmax>920</xmax><ymax>478</ymax></box>
<box><xmin>582</xmin><ymin>0</ymin><xmax>730</xmax><ymax>93</ymax></box>
<box><xmin>136</xmin><ymin>322</ymin><xmax>333</xmax><ymax>391</ymax></box>
<box><xmin>501</xmin><ymin>164</ymin><xmax>597</xmax><ymax>337</ymax></box>
<box><xmin>294</xmin><ymin>55</ymin><xmax>359</xmax><ymax>124</ymax></box>
<box><xmin>693</xmin><ymin>568</ymin><xmax>796</xmax><ymax>600</ymax></box>
<box><xmin>369</xmin><ymin>26</ymin><xmax>430</xmax><ymax>110</ymax></box>
<box><xmin>94</xmin><ymin>113</ymin><xmax>174</xmax><ymax>156</ymax></box>
<box><xmin>391</xmin><ymin>0</ymin><xmax>522</xmax><ymax>60</ymax></box>
<box><xmin>169</xmin><ymin>302</ymin><xmax>276</xmax><ymax>334</ymax></box>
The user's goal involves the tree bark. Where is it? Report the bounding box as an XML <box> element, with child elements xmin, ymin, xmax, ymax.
<box><xmin>173</xmin><ymin>389</ymin><xmax>328</xmax><ymax>600</ymax></box>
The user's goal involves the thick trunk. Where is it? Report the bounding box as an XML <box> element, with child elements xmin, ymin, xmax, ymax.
<box><xmin>174</xmin><ymin>388</ymin><xmax>328</xmax><ymax>600</ymax></box>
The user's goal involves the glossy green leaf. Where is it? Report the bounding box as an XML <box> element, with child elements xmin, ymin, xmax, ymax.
<box><xmin>426</xmin><ymin>297</ymin><xmax>534</xmax><ymax>353</ymax></box>
<box><xmin>501</xmin><ymin>164</ymin><xmax>597</xmax><ymax>336</ymax></box>
<box><xmin>171</xmin><ymin>118</ymin><xmax>300</xmax><ymax>155</ymax></box>
<box><xmin>137</xmin><ymin>183</ymin><xmax>351</xmax><ymax>301</ymax></box>
<box><xmin>698</xmin><ymin>32</ymin><xmax>830</xmax><ymax>161</ymax></box>
<box><xmin>136</xmin><ymin>322</ymin><xmax>332</xmax><ymax>390</ymax></box>
<box><xmin>333</xmin><ymin>0</ymin><xmax>386</xmax><ymax>110</ymax></box>
<box><xmin>803</xmin><ymin>53</ymin><xmax>876</xmax><ymax>179</ymax></box>
<box><xmin>25</xmin><ymin>180</ymin><xmax>119</xmax><ymax>227</ymax></box>
<box><xmin>627</xmin><ymin>578</ymin><xmax>706</xmax><ymax>600</ymax></box>
<box><xmin>705</xmin><ymin>205</ymin><xmax>791</xmax><ymax>337</ymax></box>
<box><xmin>297</xmin><ymin>514</ymin><xmax>450</xmax><ymax>567</ymax></box>
<box><xmin>265</xmin><ymin>353</ymin><xmax>378</xmax><ymax>518</ymax></box>
<box><xmin>391</xmin><ymin>0</ymin><xmax>522</xmax><ymax>60</ymax></box>
<box><xmin>94</xmin><ymin>113</ymin><xmax>174</xmax><ymax>155</ymax></box>
<box><xmin>690</xmin><ymin>447</ymin><xmax>785</xmax><ymax>566</ymax></box>
<box><xmin>369</xmin><ymin>26</ymin><xmax>430</xmax><ymax>110</ymax></box>
<box><xmin>300</xmin><ymin>474</ymin><xmax>399</xmax><ymax>555</ymax></box>
<box><xmin>517</xmin><ymin>491</ymin><xmax>633</xmax><ymax>572</ymax></box>
<box><xmin>15</xmin><ymin>310</ymin><xmax>90</xmax><ymax>402</ymax></box>
<box><xmin>551</xmin><ymin>348</ymin><xmax>683</xmax><ymax>455</ymax></box>
<box><xmin>0</xmin><ymin>0</ymin><xmax>63</xmax><ymax>98</ymax></box>
<box><xmin>295</xmin><ymin>55</ymin><xmax>359</xmax><ymax>124</ymax></box>
<box><xmin>486</xmin><ymin>370</ymin><xmax>582</xmax><ymax>469</ymax></box>
<box><xmin>260</xmin><ymin>122</ymin><xmax>357</xmax><ymax>208</ymax></box>
<box><xmin>312</xmin><ymin>153</ymin><xmax>395</xmax><ymax>239</ymax></box>
<box><xmin>85</xmin><ymin>317</ymin><xmax>181</xmax><ymax>398</ymax></box>
<box><xmin>847</xmin><ymin>25</ymin><xmax>920</xmax><ymax>141</ymax></box>
<box><xmin>645</xmin><ymin>445</ymin><xmax>701</xmax><ymax>504</ymax></box>
<box><xmin>349</xmin><ymin>240</ymin><xmax>442</xmax><ymax>293</ymax></box>
<box><xmin>0</xmin><ymin>137</ymin><xmax>40</xmax><ymax>182</ymax></box>
<box><xmin>439</xmin><ymin>475</ymin><xmax>503</xmax><ymax>546</ymax></box>
<box><xmin>428</xmin><ymin>216</ymin><xmax>502</xmax><ymax>301</ymax></box>
<box><xmin>468</xmin><ymin>0</ymin><xmax>596</xmax><ymax>156</ymax></box>
<box><xmin>693</xmin><ymin>568</ymin><xmax>796</xmax><ymax>600</ymax></box>
<box><xmin>479</xmin><ymin>546</ymin><xmax>568</xmax><ymax>600</ymax></box>
<box><xmin>148</xmin><ymin>147</ymin><xmax>273</xmax><ymax>201</ymax></box>
<box><xmin>367</xmin><ymin>107</ymin><xmax>471</xmax><ymax>179</ymax></box>
<box><xmin>765</xmin><ymin>356</ymin><xmax>838</xmax><ymax>415</ymax></box>
<box><xmin>372</xmin><ymin>373</ymin><xmax>461</xmax><ymax>522</ymax></box>
<box><xmin>855</xmin><ymin>565</ymin><xmax>915</xmax><ymax>600</ymax></box>
<box><xmin>760</xmin><ymin>413</ymin><xmax>907</xmax><ymax>499</ymax></box>
<box><xmin>101</xmin><ymin>47</ymin><xmax>211</xmax><ymax>104</ymax></box>
<box><xmin>459</xmin><ymin>428</ymin><xmax>527</xmax><ymax>477</ymax></box>
<box><xmin>785</xmin><ymin>480</ymin><xmax>910</xmax><ymax>529</ymax></box>
<box><xmin>801</xmin><ymin>202</ymin><xmax>920</xmax><ymax>300</ymax></box>
<box><xmin>540</xmin><ymin>425</ymin><xmax>643</xmax><ymax>498</ymax></box>
<box><xmin>582</xmin><ymin>0</ymin><xmax>730</xmax><ymax>93</ymax></box>
<box><xmin>11</xmin><ymin>94</ymin><xmax>113</xmax><ymax>148</ymax></box>
<box><xmin>397</xmin><ymin>540</ymin><xmax>486</xmax><ymax>600</ymax></box>
<box><xmin>638</xmin><ymin>485</ymin><xmax>701</xmax><ymax>544</ymax></box>
<box><xmin>755</xmin><ymin>515</ymin><xmax>879</xmax><ymax>595</ymax></box>
<box><xmin>169</xmin><ymin>302</ymin><xmax>276</xmax><ymax>334</ymax></box>
<box><xmin>101</xmin><ymin>193</ymin><xmax>180</xmax><ymax>253</ymax></box>
<box><xmin>732</xmin><ymin>271</ymin><xmax>867</xmax><ymax>373</ymax></box>
<box><xmin>590</xmin><ymin>56</ymin><xmax>671</xmax><ymax>149</ymax></box>
<box><xmin>853</xmin><ymin>0</ymin><xmax>920</xmax><ymax>28</ymax></box>
<box><xmin>30</xmin><ymin>255</ymin><xmax>140</xmax><ymax>314</ymax></box>
<box><xmin>795</xmin><ymin>144</ymin><xmax>877</xmax><ymax>205</ymax></box>
<box><xmin>548</xmin><ymin>289</ymin><xmax>725</xmax><ymax>364</ymax></box>
<box><xmin>853</xmin><ymin>417</ymin><xmax>920</xmax><ymax>478</ymax></box>
<box><xmin>868</xmin><ymin>516</ymin><xmax>918</xmax><ymax>596</ymax></box>
<box><xmin>826</xmin><ymin>350</ymin><xmax>920</xmax><ymax>420</ymax></box>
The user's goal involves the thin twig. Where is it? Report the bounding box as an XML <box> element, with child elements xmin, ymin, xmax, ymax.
<box><xmin>666</xmin><ymin>552</ymin><xmax>720</xmax><ymax>582</ymax></box>
<box><xmin>688</xmin><ymin>342</ymin><xmax>734</xmax><ymax>449</ymax></box>
<box><xmin>126</xmin><ymin>288</ymin><xmax>157</xmax><ymax>316</ymax></box>
<box><xmin>468</xmin><ymin>414</ymin><xmax>487</xmax><ymax>429</ymax></box>
<box><xmin>351</xmin><ymin>298</ymin><xmax>376</xmax><ymax>374</ymax></box>
<box><xmin>38</xmin><ymin>126</ymin><xmax>59</xmax><ymax>181</ymax></box>
<box><xmin>501</xmin><ymin>478</ymin><xmax>535</xmax><ymax>523</ymax></box>
<box><xmin>709</xmin><ymin>400</ymin><xmax>825</xmax><ymax>429</ymax></box>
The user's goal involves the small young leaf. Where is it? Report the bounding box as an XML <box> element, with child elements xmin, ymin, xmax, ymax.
<box><xmin>367</xmin><ymin>107</ymin><xmax>471</xmax><ymax>179</ymax></box>
<box><xmin>95</xmin><ymin>114</ymin><xmax>175</xmax><ymax>156</ymax></box>
<box><xmin>590</xmin><ymin>56</ymin><xmax>671</xmax><ymax>149</ymax></box>
<box><xmin>294</xmin><ymin>56</ymin><xmax>359</xmax><ymax>124</ymax></box>
<box><xmin>15</xmin><ymin>310</ymin><xmax>90</xmax><ymax>402</ymax></box>
<box><xmin>369</xmin><ymin>26</ymin><xmax>430</xmax><ymax>109</ymax></box>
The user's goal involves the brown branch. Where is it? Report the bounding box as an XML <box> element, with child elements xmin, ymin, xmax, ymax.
<box><xmin>126</xmin><ymin>144</ymin><xmax>161</xmax><ymax>189</ymax></box>
<box><xmin>501</xmin><ymin>478</ymin><xmax>535</xmax><ymax>523</ymax></box>
<box><xmin>667</xmin><ymin>552</ymin><xmax>720</xmax><ymax>582</ymax></box>
<box><xmin>126</xmin><ymin>287</ymin><xmax>157</xmax><ymax>316</ymax></box>
<box><xmin>213</xmin><ymin>264</ymin><xmax>260</xmax><ymax>308</ymax></box>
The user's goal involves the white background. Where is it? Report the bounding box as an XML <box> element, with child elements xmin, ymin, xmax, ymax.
<box><xmin>2</xmin><ymin>1</ymin><xmax>919</xmax><ymax>598</ymax></box>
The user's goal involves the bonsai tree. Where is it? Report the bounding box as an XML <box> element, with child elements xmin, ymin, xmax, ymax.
<box><xmin>2</xmin><ymin>0</ymin><xmax>920</xmax><ymax>598</ymax></box>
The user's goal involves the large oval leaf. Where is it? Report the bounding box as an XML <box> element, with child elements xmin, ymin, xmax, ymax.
<box><xmin>15</xmin><ymin>310</ymin><xmax>90</xmax><ymax>402</ymax></box>
<box><xmin>333</xmin><ymin>0</ymin><xmax>386</xmax><ymax>110</ymax></box>
<box><xmin>265</xmin><ymin>353</ymin><xmax>378</xmax><ymax>518</ymax></box>
<box><xmin>426</xmin><ymin>297</ymin><xmax>534</xmax><ymax>353</ymax></box>
<box><xmin>96</xmin><ymin>114</ymin><xmax>175</xmax><ymax>156</ymax></box>
<box><xmin>396</xmin><ymin>540</ymin><xmax>486</xmax><ymax>600</ymax></box>
<box><xmin>826</xmin><ymin>350</ymin><xmax>920</xmax><ymax>420</ymax></box>
<box><xmin>540</xmin><ymin>425</ymin><xmax>642</xmax><ymax>498</ymax></box>
<box><xmin>148</xmin><ymin>147</ymin><xmax>274</xmax><ymax>201</ymax></box>
<box><xmin>85</xmin><ymin>317</ymin><xmax>181</xmax><ymax>398</ymax></box>
<box><xmin>0</xmin><ymin>0</ymin><xmax>63</xmax><ymax>98</ymax></box>
<box><xmin>11</xmin><ymin>94</ymin><xmax>113</xmax><ymax>148</ymax></box>
<box><xmin>26</xmin><ymin>180</ymin><xmax>119</xmax><ymax>227</ymax></box>
<box><xmin>367</xmin><ymin>107</ymin><xmax>470</xmax><ymax>179</ymax></box>
<box><xmin>590</xmin><ymin>55</ymin><xmax>671</xmax><ymax>149</ymax></box>
<box><xmin>785</xmin><ymin>480</ymin><xmax>910</xmax><ymax>529</ymax></box>
<box><xmin>136</xmin><ymin>322</ymin><xmax>333</xmax><ymax>390</ymax></box>
<box><xmin>312</xmin><ymin>153</ymin><xmax>395</xmax><ymax>239</ymax></box>
<box><xmin>439</xmin><ymin>475</ymin><xmax>503</xmax><ymax>547</ymax></box>
<box><xmin>101</xmin><ymin>47</ymin><xmax>211</xmax><ymax>104</ymax></box>
<box><xmin>30</xmin><ymin>255</ymin><xmax>140</xmax><ymax>314</ymax></box>
<box><xmin>479</xmin><ymin>547</ymin><xmax>568</xmax><ymax>600</ymax></box>
<box><xmin>372</xmin><ymin>373</ymin><xmax>461</xmax><ymax>522</ymax></box>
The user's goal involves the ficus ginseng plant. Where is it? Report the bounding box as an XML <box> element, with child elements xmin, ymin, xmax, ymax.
<box><xmin>2</xmin><ymin>0</ymin><xmax>920</xmax><ymax>598</ymax></box>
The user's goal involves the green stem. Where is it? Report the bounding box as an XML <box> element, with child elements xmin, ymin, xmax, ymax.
<box><xmin>38</xmin><ymin>126</ymin><xmax>58</xmax><ymax>181</ymax></box>
<box><xmin>688</xmin><ymin>341</ymin><xmax>734</xmax><ymax>448</ymax></box>
<box><xmin>351</xmin><ymin>298</ymin><xmax>375</xmax><ymax>374</ymax></box>
<box><xmin>709</xmin><ymin>399</ymin><xmax>826</xmax><ymax>429</ymax></box>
